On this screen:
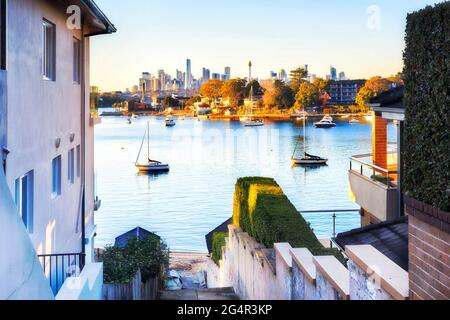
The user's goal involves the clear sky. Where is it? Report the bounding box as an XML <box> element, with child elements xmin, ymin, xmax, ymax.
<box><xmin>91</xmin><ymin>0</ymin><xmax>445</xmax><ymax>91</ymax></box>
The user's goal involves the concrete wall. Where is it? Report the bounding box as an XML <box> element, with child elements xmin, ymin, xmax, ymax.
<box><xmin>56</xmin><ymin>263</ymin><xmax>103</xmax><ymax>300</ymax></box>
<box><xmin>349</xmin><ymin>170</ymin><xmax>398</xmax><ymax>222</ymax></box>
<box><xmin>5</xmin><ymin>0</ymin><xmax>95</xmax><ymax>258</ymax></box>
<box><xmin>210</xmin><ymin>225</ymin><xmax>409</xmax><ymax>301</ymax></box>
<box><xmin>0</xmin><ymin>70</ymin><xmax>6</xmax><ymax>153</ymax></box>
<box><xmin>0</xmin><ymin>165</ymin><xmax>54</xmax><ymax>300</ymax></box>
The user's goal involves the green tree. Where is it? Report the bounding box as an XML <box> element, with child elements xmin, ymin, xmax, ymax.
<box><xmin>221</xmin><ymin>78</ymin><xmax>247</xmax><ymax>108</ymax></box>
<box><xmin>275</xmin><ymin>83</ymin><xmax>295</xmax><ymax>109</ymax></box>
<box><xmin>162</xmin><ymin>96</ymin><xmax>179</xmax><ymax>109</ymax></box>
<box><xmin>294</xmin><ymin>82</ymin><xmax>318</xmax><ymax>110</ymax></box>
<box><xmin>245</xmin><ymin>79</ymin><xmax>265</xmax><ymax>97</ymax></box>
<box><xmin>184</xmin><ymin>95</ymin><xmax>201</xmax><ymax>108</ymax></box>
<box><xmin>289</xmin><ymin>67</ymin><xmax>308</xmax><ymax>93</ymax></box>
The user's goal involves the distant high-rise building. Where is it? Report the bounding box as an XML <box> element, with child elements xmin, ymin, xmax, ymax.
<box><xmin>278</xmin><ymin>69</ymin><xmax>288</xmax><ymax>83</ymax></box>
<box><xmin>202</xmin><ymin>68</ymin><xmax>211</xmax><ymax>82</ymax></box>
<box><xmin>309</xmin><ymin>74</ymin><xmax>317</xmax><ymax>83</ymax></box>
<box><xmin>176</xmin><ymin>69</ymin><xmax>183</xmax><ymax>82</ymax></box>
<box><xmin>224</xmin><ymin>66</ymin><xmax>231</xmax><ymax>80</ymax></box>
<box><xmin>212</xmin><ymin>73</ymin><xmax>221</xmax><ymax>80</ymax></box>
<box><xmin>269</xmin><ymin>71</ymin><xmax>277</xmax><ymax>79</ymax></box>
<box><xmin>330</xmin><ymin>66</ymin><xmax>337</xmax><ymax>81</ymax></box>
<box><xmin>339</xmin><ymin>72</ymin><xmax>346</xmax><ymax>81</ymax></box>
<box><xmin>186</xmin><ymin>59</ymin><xmax>192</xmax><ymax>90</ymax></box>
<box><xmin>131</xmin><ymin>85</ymin><xmax>139</xmax><ymax>94</ymax></box>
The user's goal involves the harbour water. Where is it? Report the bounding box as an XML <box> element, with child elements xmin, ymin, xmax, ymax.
<box><xmin>95</xmin><ymin>115</ymin><xmax>397</xmax><ymax>252</ymax></box>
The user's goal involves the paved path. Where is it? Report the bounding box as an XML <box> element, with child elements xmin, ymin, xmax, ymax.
<box><xmin>159</xmin><ymin>288</ymin><xmax>239</xmax><ymax>301</ymax></box>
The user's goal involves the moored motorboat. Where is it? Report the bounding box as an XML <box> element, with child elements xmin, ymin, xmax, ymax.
<box><xmin>165</xmin><ymin>116</ymin><xmax>176</xmax><ymax>127</ymax></box>
<box><xmin>314</xmin><ymin>116</ymin><xmax>336</xmax><ymax>128</ymax></box>
<box><xmin>244</xmin><ymin>119</ymin><xmax>264</xmax><ymax>127</ymax></box>
<box><xmin>349</xmin><ymin>118</ymin><xmax>360</xmax><ymax>124</ymax></box>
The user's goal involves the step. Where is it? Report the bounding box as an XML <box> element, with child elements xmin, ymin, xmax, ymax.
<box><xmin>159</xmin><ymin>287</ymin><xmax>239</xmax><ymax>301</ymax></box>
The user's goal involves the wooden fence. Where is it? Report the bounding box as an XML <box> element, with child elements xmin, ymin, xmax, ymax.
<box><xmin>103</xmin><ymin>269</ymin><xmax>160</xmax><ymax>300</ymax></box>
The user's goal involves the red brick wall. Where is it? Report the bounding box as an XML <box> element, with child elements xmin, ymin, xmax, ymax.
<box><xmin>372</xmin><ymin>113</ymin><xmax>387</xmax><ymax>169</ymax></box>
<box><xmin>406</xmin><ymin>197</ymin><xmax>450</xmax><ymax>300</ymax></box>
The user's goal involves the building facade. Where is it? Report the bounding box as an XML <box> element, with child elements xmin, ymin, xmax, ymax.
<box><xmin>329</xmin><ymin>80</ymin><xmax>366</xmax><ymax>106</ymax></box>
<box><xmin>0</xmin><ymin>0</ymin><xmax>115</xmax><ymax>299</ymax></box>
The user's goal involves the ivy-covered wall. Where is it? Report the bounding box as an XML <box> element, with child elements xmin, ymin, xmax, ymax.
<box><xmin>402</xmin><ymin>2</ymin><xmax>450</xmax><ymax>212</ymax></box>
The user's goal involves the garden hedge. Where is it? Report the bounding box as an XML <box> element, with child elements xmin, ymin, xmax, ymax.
<box><xmin>233</xmin><ymin>177</ymin><xmax>344</xmax><ymax>263</ymax></box>
<box><xmin>211</xmin><ymin>232</ymin><xmax>227</xmax><ymax>266</ymax></box>
<box><xmin>402</xmin><ymin>2</ymin><xmax>450</xmax><ymax>211</ymax></box>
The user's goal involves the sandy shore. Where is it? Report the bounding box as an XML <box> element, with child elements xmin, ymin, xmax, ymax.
<box><xmin>169</xmin><ymin>251</ymin><xmax>211</xmax><ymax>274</ymax></box>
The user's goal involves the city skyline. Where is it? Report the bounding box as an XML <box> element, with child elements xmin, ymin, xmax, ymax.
<box><xmin>90</xmin><ymin>0</ymin><xmax>445</xmax><ymax>91</ymax></box>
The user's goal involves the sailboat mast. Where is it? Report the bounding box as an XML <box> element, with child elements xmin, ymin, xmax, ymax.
<box><xmin>147</xmin><ymin>121</ymin><xmax>150</xmax><ymax>160</ymax></box>
<box><xmin>303</xmin><ymin>106</ymin><xmax>307</xmax><ymax>155</ymax></box>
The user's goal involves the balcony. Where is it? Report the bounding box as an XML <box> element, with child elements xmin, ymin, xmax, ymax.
<box><xmin>349</xmin><ymin>154</ymin><xmax>399</xmax><ymax>223</ymax></box>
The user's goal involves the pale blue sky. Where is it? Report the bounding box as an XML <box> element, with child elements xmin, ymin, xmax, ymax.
<box><xmin>91</xmin><ymin>0</ymin><xmax>444</xmax><ymax>91</ymax></box>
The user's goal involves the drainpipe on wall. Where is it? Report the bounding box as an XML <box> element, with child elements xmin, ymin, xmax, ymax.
<box><xmin>80</xmin><ymin>19</ymin><xmax>86</xmax><ymax>265</ymax></box>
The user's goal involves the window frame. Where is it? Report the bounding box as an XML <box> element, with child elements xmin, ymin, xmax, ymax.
<box><xmin>73</xmin><ymin>37</ymin><xmax>81</xmax><ymax>84</ymax></box>
<box><xmin>52</xmin><ymin>155</ymin><xmax>62</xmax><ymax>198</ymax></box>
<box><xmin>68</xmin><ymin>148</ymin><xmax>75</xmax><ymax>184</ymax></box>
<box><xmin>42</xmin><ymin>19</ymin><xmax>56</xmax><ymax>81</ymax></box>
<box><xmin>0</xmin><ymin>0</ymin><xmax>6</xmax><ymax>70</ymax></box>
<box><xmin>76</xmin><ymin>144</ymin><xmax>81</xmax><ymax>178</ymax></box>
<box><xmin>15</xmin><ymin>171</ymin><xmax>34</xmax><ymax>233</ymax></box>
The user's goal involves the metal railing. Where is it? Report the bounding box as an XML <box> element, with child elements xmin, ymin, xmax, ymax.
<box><xmin>38</xmin><ymin>253</ymin><xmax>85</xmax><ymax>295</ymax></box>
<box><xmin>299</xmin><ymin>209</ymin><xmax>361</xmax><ymax>240</ymax></box>
<box><xmin>350</xmin><ymin>154</ymin><xmax>398</xmax><ymax>189</ymax></box>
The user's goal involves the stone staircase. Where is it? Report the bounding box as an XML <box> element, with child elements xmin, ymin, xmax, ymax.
<box><xmin>159</xmin><ymin>287</ymin><xmax>239</xmax><ymax>301</ymax></box>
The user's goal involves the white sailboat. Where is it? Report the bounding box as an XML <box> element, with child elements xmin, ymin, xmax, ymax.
<box><xmin>135</xmin><ymin>122</ymin><xmax>170</xmax><ymax>173</ymax></box>
<box><xmin>292</xmin><ymin>110</ymin><xmax>328</xmax><ymax>166</ymax></box>
<box><xmin>242</xmin><ymin>61</ymin><xmax>264</xmax><ymax>127</ymax></box>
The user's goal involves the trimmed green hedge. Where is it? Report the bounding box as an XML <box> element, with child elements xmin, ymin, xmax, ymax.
<box><xmin>233</xmin><ymin>177</ymin><xmax>345</xmax><ymax>264</ymax></box>
<box><xmin>211</xmin><ymin>232</ymin><xmax>228</xmax><ymax>266</ymax></box>
<box><xmin>402</xmin><ymin>2</ymin><xmax>450</xmax><ymax>211</ymax></box>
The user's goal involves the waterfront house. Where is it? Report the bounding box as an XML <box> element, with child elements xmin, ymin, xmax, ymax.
<box><xmin>0</xmin><ymin>0</ymin><xmax>115</xmax><ymax>299</ymax></box>
<box><xmin>349</xmin><ymin>86</ymin><xmax>405</xmax><ymax>226</ymax></box>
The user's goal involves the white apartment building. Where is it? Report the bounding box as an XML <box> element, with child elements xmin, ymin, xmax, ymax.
<box><xmin>0</xmin><ymin>0</ymin><xmax>115</xmax><ymax>300</ymax></box>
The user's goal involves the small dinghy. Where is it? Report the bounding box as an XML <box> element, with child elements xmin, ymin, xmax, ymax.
<box><xmin>135</xmin><ymin>122</ymin><xmax>169</xmax><ymax>173</ymax></box>
<box><xmin>244</xmin><ymin>119</ymin><xmax>264</xmax><ymax>127</ymax></box>
<box><xmin>349</xmin><ymin>118</ymin><xmax>360</xmax><ymax>124</ymax></box>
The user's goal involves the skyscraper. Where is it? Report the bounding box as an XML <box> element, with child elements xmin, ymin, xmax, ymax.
<box><xmin>186</xmin><ymin>59</ymin><xmax>192</xmax><ymax>90</ymax></box>
<box><xmin>330</xmin><ymin>66</ymin><xmax>337</xmax><ymax>81</ymax></box>
<box><xmin>202</xmin><ymin>68</ymin><xmax>211</xmax><ymax>82</ymax></box>
<box><xmin>224</xmin><ymin>66</ymin><xmax>231</xmax><ymax>80</ymax></box>
<box><xmin>278</xmin><ymin>69</ymin><xmax>288</xmax><ymax>83</ymax></box>
<box><xmin>339</xmin><ymin>72</ymin><xmax>346</xmax><ymax>81</ymax></box>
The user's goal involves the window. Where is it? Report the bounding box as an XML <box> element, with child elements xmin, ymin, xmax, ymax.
<box><xmin>52</xmin><ymin>156</ymin><xmax>61</xmax><ymax>197</ymax></box>
<box><xmin>0</xmin><ymin>0</ymin><xmax>6</xmax><ymax>70</ymax></box>
<box><xmin>15</xmin><ymin>171</ymin><xmax>34</xmax><ymax>233</ymax></box>
<box><xmin>76</xmin><ymin>145</ymin><xmax>81</xmax><ymax>178</ymax></box>
<box><xmin>42</xmin><ymin>19</ymin><xmax>55</xmax><ymax>80</ymax></box>
<box><xmin>73</xmin><ymin>37</ymin><xmax>80</xmax><ymax>83</ymax></box>
<box><xmin>68</xmin><ymin>148</ymin><xmax>75</xmax><ymax>184</ymax></box>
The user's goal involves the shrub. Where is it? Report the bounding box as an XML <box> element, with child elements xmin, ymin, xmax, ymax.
<box><xmin>211</xmin><ymin>232</ymin><xmax>227</xmax><ymax>266</ymax></box>
<box><xmin>103</xmin><ymin>236</ymin><xmax>169</xmax><ymax>284</ymax></box>
<box><xmin>402</xmin><ymin>2</ymin><xmax>450</xmax><ymax>211</ymax></box>
<box><xmin>233</xmin><ymin>177</ymin><xmax>345</xmax><ymax>264</ymax></box>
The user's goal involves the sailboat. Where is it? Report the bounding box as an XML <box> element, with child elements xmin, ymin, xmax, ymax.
<box><xmin>243</xmin><ymin>84</ymin><xmax>264</xmax><ymax>127</ymax></box>
<box><xmin>135</xmin><ymin>122</ymin><xmax>170</xmax><ymax>173</ymax></box>
<box><xmin>292</xmin><ymin>110</ymin><xmax>328</xmax><ymax>166</ymax></box>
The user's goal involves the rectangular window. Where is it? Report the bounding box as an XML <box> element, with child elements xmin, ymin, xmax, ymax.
<box><xmin>15</xmin><ymin>171</ymin><xmax>34</xmax><ymax>233</ymax></box>
<box><xmin>76</xmin><ymin>145</ymin><xmax>81</xmax><ymax>178</ymax></box>
<box><xmin>52</xmin><ymin>155</ymin><xmax>61</xmax><ymax>197</ymax></box>
<box><xmin>42</xmin><ymin>19</ymin><xmax>56</xmax><ymax>80</ymax></box>
<box><xmin>73</xmin><ymin>37</ymin><xmax>80</xmax><ymax>83</ymax></box>
<box><xmin>0</xmin><ymin>0</ymin><xmax>6</xmax><ymax>70</ymax></box>
<box><xmin>68</xmin><ymin>148</ymin><xmax>75</xmax><ymax>184</ymax></box>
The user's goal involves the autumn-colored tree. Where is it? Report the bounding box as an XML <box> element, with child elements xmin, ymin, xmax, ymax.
<box><xmin>294</xmin><ymin>82</ymin><xmax>318</xmax><ymax>110</ymax></box>
<box><xmin>262</xmin><ymin>80</ymin><xmax>294</xmax><ymax>109</ymax></box>
<box><xmin>387</xmin><ymin>72</ymin><xmax>404</xmax><ymax>86</ymax></box>
<box><xmin>313</xmin><ymin>78</ymin><xmax>331</xmax><ymax>93</ymax></box>
<box><xmin>356</xmin><ymin>76</ymin><xmax>393</xmax><ymax>107</ymax></box>
<box><xmin>289</xmin><ymin>67</ymin><xmax>308</xmax><ymax>93</ymax></box>
<box><xmin>221</xmin><ymin>78</ymin><xmax>247</xmax><ymax>108</ymax></box>
<box><xmin>184</xmin><ymin>95</ymin><xmax>201</xmax><ymax>108</ymax></box>
<box><xmin>200</xmin><ymin>80</ymin><xmax>223</xmax><ymax>102</ymax></box>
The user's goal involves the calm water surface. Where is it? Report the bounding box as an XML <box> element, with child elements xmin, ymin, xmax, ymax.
<box><xmin>95</xmin><ymin>115</ymin><xmax>396</xmax><ymax>252</ymax></box>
